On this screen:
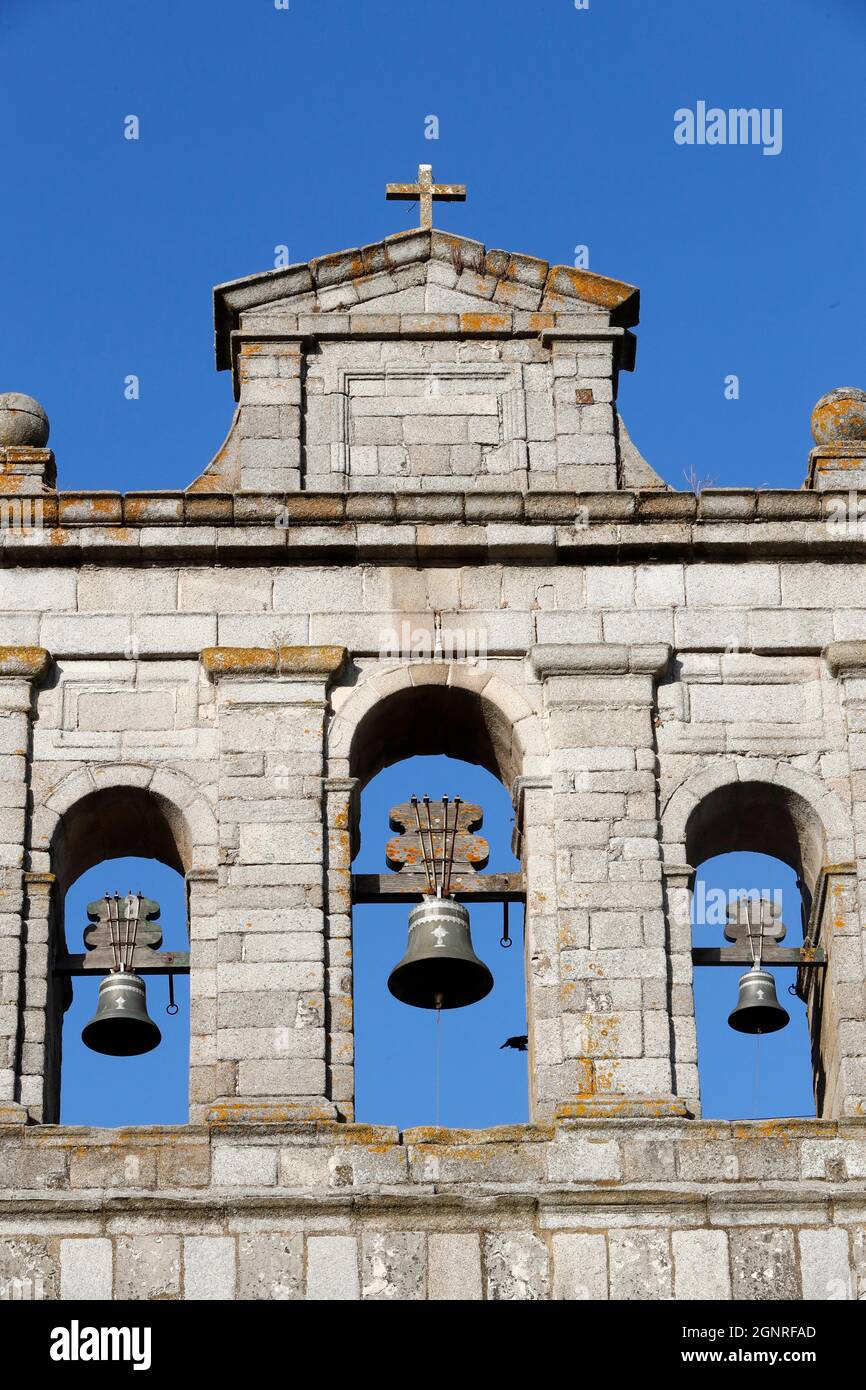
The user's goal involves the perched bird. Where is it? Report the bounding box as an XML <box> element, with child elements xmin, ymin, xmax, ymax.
<box><xmin>500</xmin><ymin>1035</ymin><xmax>528</xmax><ymax>1052</ymax></box>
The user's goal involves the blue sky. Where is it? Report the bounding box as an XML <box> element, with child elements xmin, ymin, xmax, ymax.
<box><xmin>4</xmin><ymin>1</ymin><xmax>833</xmax><ymax>1123</ymax></box>
<box><xmin>3</xmin><ymin>0</ymin><xmax>864</xmax><ymax>491</ymax></box>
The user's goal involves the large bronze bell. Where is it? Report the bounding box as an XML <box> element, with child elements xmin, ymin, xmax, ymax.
<box><xmin>727</xmin><ymin>967</ymin><xmax>790</xmax><ymax>1035</ymax></box>
<box><xmin>81</xmin><ymin>971</ymin><xmax>161</xmax><ymax>1056</ymax></box>
<box><xmin>388</xmin><ymin>896</ymin><xmax>493</xmax><ymax>1010</ymax></box>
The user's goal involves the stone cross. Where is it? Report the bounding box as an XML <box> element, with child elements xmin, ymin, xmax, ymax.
<box><xmin>386</xmin><ymin>163</ymin><xmax>467</xmax><ymax>229</ymax></box>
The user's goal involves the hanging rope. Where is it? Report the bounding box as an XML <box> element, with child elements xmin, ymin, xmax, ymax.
<box><xmin>434</xmin><ymin>1004</ymin><xmax>442</xmax><ymax>1126</ymax></box>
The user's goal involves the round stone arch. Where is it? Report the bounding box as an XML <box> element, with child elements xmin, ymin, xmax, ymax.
<box><xmin>327</xmin><ymin>661</ymin><xmax>548</xmax><ymax>793</ymax></box>
<box><xmin>24</xmin><ymin>764</ymin><xmax>218</xmax><ymax>1122</ymax></box>
<box><xmin>661</xmin><ymin>757</ymin><xmax>854</xmax><ymax>895</ymax></box>
<box><xmin>34</xmin><ymin>762</ymin><xmax>219</xmax><ymax>891</ymax></box>
<box><xmin>323</xmin><ymin>662</ymin><xmax>551</xmax><ymax>1123</ymax></box>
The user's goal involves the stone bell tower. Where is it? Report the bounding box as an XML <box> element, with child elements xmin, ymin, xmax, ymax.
<box><xmin>1</xmin><ymin>168</ymin><xmax>866</xmax><ymax>1301</ymax></box>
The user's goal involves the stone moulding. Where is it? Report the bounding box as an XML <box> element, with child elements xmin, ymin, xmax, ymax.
<box><xmin>201</xmin><ymin>645</ymin><xmax>348</xmax><ymax>680</ymax></box>
<box><xmin>2</xmin><ymin>490</ymin><xmax>863</xmax><ymax>570</ymax></box>
<box><xmin>0</xmin><ymin>645</ymin><xmax>52</xmax><ymax>680</ymax></box>
<box><xmin>824</xmin><ymin>641</ymin><xmax>866</xmax><ymax>676</ymax></box>
<box><xmin>531</xmin><ymin>643</ymin><xmax>672</xmax><ymax>679</ymax></box>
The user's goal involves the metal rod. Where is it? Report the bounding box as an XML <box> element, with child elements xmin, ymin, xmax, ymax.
<box><xmin>445</xmin><ymin>795</ymin><xmax>461</xmax><ymax>898</ymax></box>
<box><xmin>441</xmin><ymin>796</ymin><xmax>450</xmax><ymax>896</ymax></box>
<box><xmin>500</xmin><ymin>899</ymin><xmax>512</xmax><ymax>948</ymax></box>
<box><xmin>106</xmin><ymin>894</ymin><xmax>120</xmax><ymax>973</ymax></box>
<box><xmin>131</xmin><ymin>890</ymin><xmax>142</xmax><ymax>967</ymax></box>
<box><xmin>423</xmin><ymin>795</ymin><xmax>439</xmax><ymax>896</ymax></box>
<box><xmin>411</xmin><ymin>795</ymin><xmax>435</xmax><ymax>895</ymax></box>
<box><xmin>123</xmin><ymin>892</ymin><xmax>135</xmax><ymax>971</ymax></box>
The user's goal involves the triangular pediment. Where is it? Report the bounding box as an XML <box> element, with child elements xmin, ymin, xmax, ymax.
<box><xmin>213</xmin><ymin>229</ymin><xmax>639</xmax><ymax>370</ymax></box>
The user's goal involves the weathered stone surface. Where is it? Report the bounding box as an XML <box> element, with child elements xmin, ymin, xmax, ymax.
<box><xmin>183</xmin><ymin>1236</ymin><xmax>236</xmax><ymax>1301</ymax></box>
<box><xmin>552</xmin><ymin>1232</ymin><xmax>608</xmax><ymax>1300</ymax></box>
<box><xmin>0</xmin><ymin>1235</ymin><xmax>57</xmax><ymax>1300</ymax></box>
<box><xmin>60</xmin><ymin>1238</ymin><xmax>113</xmax><ymax>1300</ymax></box>
<box><xmin>671</xmin><ymin>1230</ymin><xmax>731</xmax><ymax>1300</ymax></box>
<box><xmin>609</xmin><ymin>1229</ymin><xmax>673</xmax><ymax>1301</ymax></box>
<box><xmin>361</xmin><ymin>1232</ymin><xmax>425</xmax><ymax>1300</ymax></box>
<box><xmin>428</xmin><ymin>1233</ymin><xmax>483</xmax><ymax>1301</ymax></box>
<box><xmin>730</xmin><ymin>1229</ymin><xmax>798</xmax><ymax>1301</ymax></box>
<box><xmin>484</xmin><ymin>1232</ymin><xmax>549</xmax><ymax>1301</ymax></box>
<box><xmin>237</xmin><ymin>1233</ymin><xmax>303</xmax><ymax>1301</ymax></box>
<box><xmin>306</xmin><ymin>1235</ymin><xmax>359</xmax><ymax>1301</ymax></box>
<box><xmin>114</xmin><ymin>1235</ymin><xmax>181</xmax><ymax>1300</ymax></box>
<box><xmin>798</xmin><ymin>1229</ymin><xmax>852</xmax><ymax>1300</ymax></box>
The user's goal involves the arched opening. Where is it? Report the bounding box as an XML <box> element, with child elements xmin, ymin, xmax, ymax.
<box><xmin>39</xmin><ymin>783</ymin><xmax>196</xmax><ymax>1125</ymax></box>
<box><xmin>349</xmin><ymin>681</ymin><xmax>521</xmax><ymax>792</ymax></box>
<box><xmin>346</xmin><ymin>675</ymin><xmax>534</xmax><ymax>1129</ymax></box>
<box><xmin>59</xmin><ymin>856</ymin><xmax>189</xmax><ymax>1125</ymax></box>
<box><xmin>686</xmin><ymin>781</ymin><xmax>823</xmax><ymax>1119</ymax></box>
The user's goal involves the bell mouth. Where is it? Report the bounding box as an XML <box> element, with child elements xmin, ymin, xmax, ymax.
<box><xmin>82</xmin><ymin>1016</ymin><xmax>162</xmax><ymax>1057</ymax></box>
<box><xmin>387</xmin><ymin>955</ymin><xmax>493</xmax><ymax>1011</ymax></box>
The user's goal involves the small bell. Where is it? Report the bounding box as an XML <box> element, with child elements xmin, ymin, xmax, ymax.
<box><xmin>81</xmin><ymin>971</ymin><xmax>162</xmax><ymax>1056</ymax></box>
<box><xmin>727</xmin><ymin>967</ymin><xmax>790</xmax><ymax>1035</ymax></box>
<box><xmin>388</xmin><ymin>896</ymin><xmax>493</xmax><ymax>1010</ymax></box>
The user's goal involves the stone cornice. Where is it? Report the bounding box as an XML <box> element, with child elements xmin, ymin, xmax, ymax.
<box><xmin>201</xmin><ymin>645</ymin><xmax>347</xmax><ymax>681</ymax></box>
<box><xmin>17</xmin><ymin>486</ymin><xmax>830</xmax><ymax>527</ymax></box>
<box><xmin>1</xmin><ymin>489</ymin><xmax>863</xmax><ymax>565</ymax></box>
<box><xmin>824</xmin><ymin>642</ymin><xmax>866</xmax><ymax>677</ymax></box>
<box><xmin>0</xmin><ymin>646</ymin><xmax>52</xmax><ymax>681</ymax></box>
<box><xmin>531</xmin><ymin>643</ymin><xmax>672</xmax><ymax>679</ymax></box>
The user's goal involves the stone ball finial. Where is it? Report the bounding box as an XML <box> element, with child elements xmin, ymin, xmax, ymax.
<box><xmin>0</xmin><ymin>393</ymin><xmax>50</xmax><ymax>447</ymax></box>
<box><xmin>811</xmin><ymin>387</ymin><xmax>866</xmax><ymax>446</ymax></box>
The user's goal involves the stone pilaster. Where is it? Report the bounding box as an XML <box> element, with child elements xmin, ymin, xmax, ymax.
<box><xmin>235</xmin><ymin>340</ymin><xmax>304</xmax><ymax>492</ymax></box>
<box><xmin>541</xmin><ymin>327</ymin><xmax>627</xmax><ymax>491</ymax></box>
<box><xmin>186</xmin><ymin>867</ymin><xmax>219</xmax><ymax>1122</ymax></box>
<box><xmin>0</xmin><ymin>647</ymin><xmax>51</xmax><ymax>1122</ymax></box>
<box><xmin>322</xmin><ymin>776</ymin><xmax>358</xmax><ymax>1120</ymax></box>
<box><xmin>511</xmin><ymin>774</ymin><xmax>558</xmax><ymax>1122</ymax></box>
<box><xmin>201</xmin><ymin>645</ymin><xmax>347</xmax><ymax>1123</ymax></box>
<box><xmin>660</xmin><ymin>861</ymin><xmax>700</xmax><ymax>1115</ymax></box>
<box><xmin>0</xmin><ymin>445</ymin><xmax>55</xmax><ymax>496</ymax></box>
<box><xmin>816</xmin><ymin>642</ymin><xmax>866</xmax><ymax>1115</ymax></box>
<box><xmin>530</xmin><ymin>643</ymin><xmax>689</xmax><ymax>1118</ymax></box>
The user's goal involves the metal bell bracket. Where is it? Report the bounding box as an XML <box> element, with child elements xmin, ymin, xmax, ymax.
<box><xmin>54</xmin><ymin>891</ymin><xmax>191</xmax><ymax>980</ymax></box>
<box><xmin>352</xmin><ymin>794</ymin><xmax>526</xmax><ymax>907</ymax></box>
